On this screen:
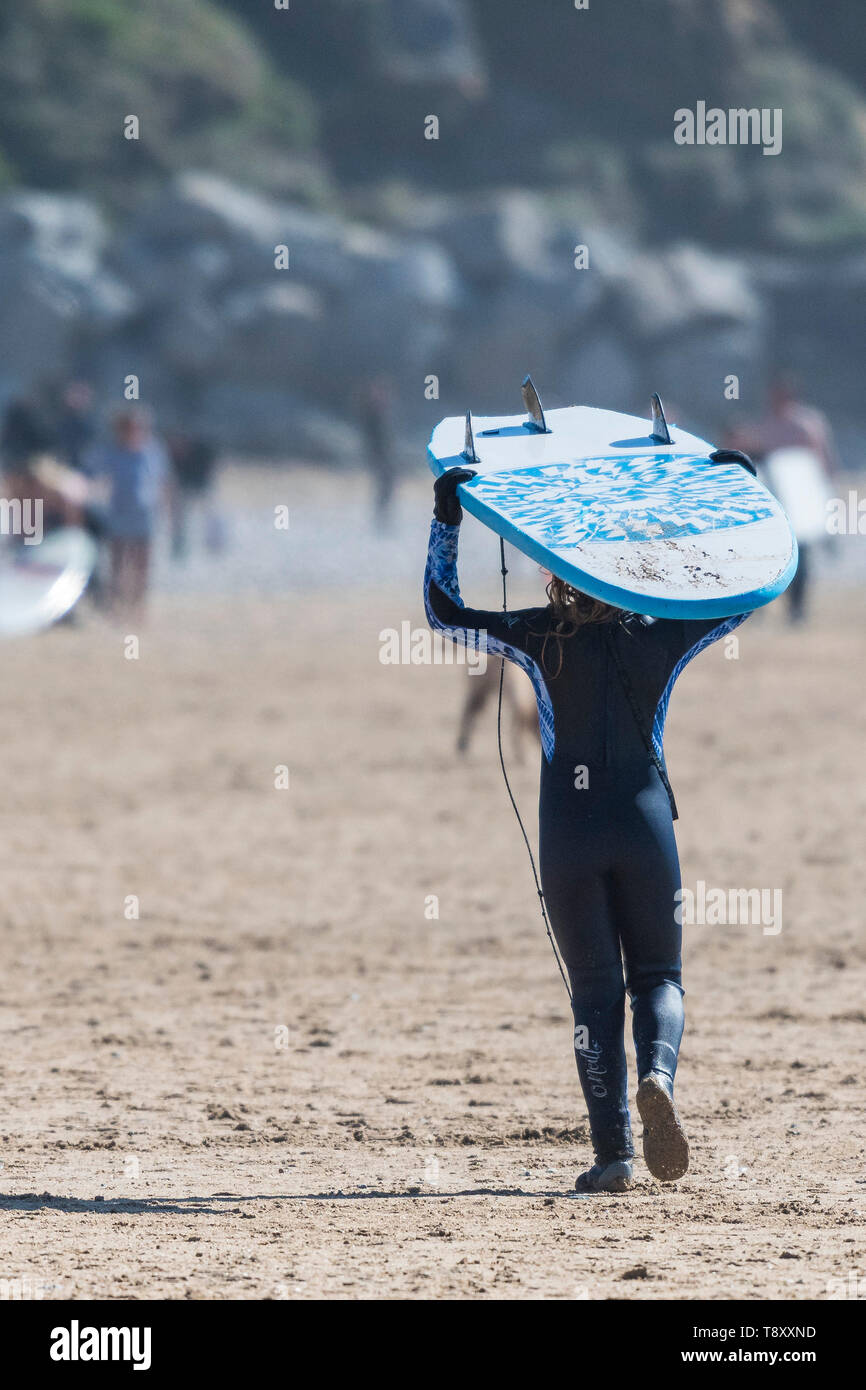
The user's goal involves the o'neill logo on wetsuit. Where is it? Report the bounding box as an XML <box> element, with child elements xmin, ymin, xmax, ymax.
<box><xmin>574</xmin><ymin>1025</ymin><xmax>607</xmax><ymax>1098</ymax></box>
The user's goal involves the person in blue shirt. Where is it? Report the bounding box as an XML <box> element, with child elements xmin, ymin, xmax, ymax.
<box><xmin>93</xmin><ymin>407</ymin><xmax>168</xmax><ymax>617</ymax></box>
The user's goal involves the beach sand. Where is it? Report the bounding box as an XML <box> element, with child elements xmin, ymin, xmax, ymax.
<box><xmin>0</xmin><ymin>466</ymin><xmax>864</xmax><ymax>1300</ymax></box>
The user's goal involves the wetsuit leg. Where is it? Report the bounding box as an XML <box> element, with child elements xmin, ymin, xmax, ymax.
<box><xmin>610</xmin><ymin>784</ymin><xmax>685</xmax><ymax>1093</ymax></box>
<box><xmin>539</xmin><ymin>844</ymin><xmax>633</xmax><ymax>1163</ymax></box>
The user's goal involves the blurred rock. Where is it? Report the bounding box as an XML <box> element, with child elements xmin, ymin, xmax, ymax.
<box><xmin>0</xmin><ymin>191</ymin><xmax>106</xmax><ymax>276</ymax></box>
<box><xmin>0</xmin><ymin>167</ymin><xmax>855</xmax><ymax>458</ymax></box>
<box><xmin>371</xmin><ymin>0</ymin><xmax>484</xmax><ymax>89</ymax></box>
<box><xmin>0</xmin><ymin>190</ymin><xmax>134</xmax><ymax>396</ymax></box>
<box><xmin>330</xmin><ymin>229</ymin><xmax>459</xmax><ymax>408</ymax></box>
<box><xmin>617</xmin><ymin>243</ymin><xmax>761</xmax><ymax>340</ymax></box>
<box><xmin>557</xmin><ymin>334</ymin><xmax>641</xmax><ymax>414</ymax></box>
<box><xmin>219</xmin><ymin>282</ymin><xmax>325</xmax><ymax>386</ymax></box>
<box><xmin>196</xmin><ymin>384</ymin><xmax>361</xmax><ymax>460</ymax></box>
<box><xmin>750</xmin><ymin>251</ymin><xmax>866</xmax><ymax>414</ymax></box>
<box><xmin>114</xmin><ymin>172</ymin><xmax>350</xmax><ymax>296</ymax></box>
<box><xmin>412</xmin><ymin>191</ymin><xmax>560</xmax><ymax>288</ymax></box>
<box><xmin>649</xmin><ymin>323</ymin><xmax>767</xmax><ymax>434</ymax></box>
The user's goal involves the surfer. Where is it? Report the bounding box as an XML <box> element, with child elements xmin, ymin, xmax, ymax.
<box><xmin>728</xmin><ymin>373</ymin><xmax>837</xmax><ymax>624</ymax></box>
<box><xmin>424</xmin><ymin>462</ymin><xmax>754</xmax><ymax>1193</ymax></box>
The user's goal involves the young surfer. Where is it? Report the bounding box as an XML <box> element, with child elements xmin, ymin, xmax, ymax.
<box><xmin>424</xmin><ymin>458</ymin><xmax>754</xmax><ymax>1192</ymax></box>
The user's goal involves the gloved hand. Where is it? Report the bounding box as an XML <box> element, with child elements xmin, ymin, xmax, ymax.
<box><xmin>709</xmin><ymin>448</ymin><xmax>757</xmax><ymax>477</ymax></box>
<box><xmin>433</xmin><ymin>467</ymin><xmax>477</xmax><ymax>525</ymax></box>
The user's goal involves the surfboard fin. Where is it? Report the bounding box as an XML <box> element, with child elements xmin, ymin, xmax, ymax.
<box><xmin>650</xmin><ymin>393</ymin><xmax>672</xmax><ymax>445</ymax></box>
<box><xmin>462</xmin><ymin>409</ymin><xmax>479</xmax><ymax>463</ymax></box>
<box><xmin>521</xmin><ymin>375</ymin><xmax>548</xmax><ymax>433</ymax></box>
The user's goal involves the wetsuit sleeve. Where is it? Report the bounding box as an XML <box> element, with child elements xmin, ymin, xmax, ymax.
<box><xmin>649</xmin><ymin>612</ymin><xmax>750</xmax><ymax>758</ymax></box>
<box><xmin>423</xmin><ymin>518</ymin><xmax>559</xmax><ymax>760</ymax></box>
<box><xmin>423</xmin><ymin>518</ymin><xmax>537</xmax><ymax>655</ymax></box>
<box><xmin>656</xmin><ymin>612</ymin><xmax>750</xmax><ymax>665</ymax></box>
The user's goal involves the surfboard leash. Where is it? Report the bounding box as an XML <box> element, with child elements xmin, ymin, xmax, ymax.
<box><xmin>495</xmin><ymin>537</ymin><xmax>573</xmax><ymax>1005</ymax></box>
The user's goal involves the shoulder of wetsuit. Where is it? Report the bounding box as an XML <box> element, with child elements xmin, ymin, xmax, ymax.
<box><xmin>504</xmin><ymin>606</ymin><xmax>552</xmax><ymax>641</ymax></box>
<box><xmin>617</xmin><ymin>613</ymin><xmax>652</xmax><ymax>635</ymax></box>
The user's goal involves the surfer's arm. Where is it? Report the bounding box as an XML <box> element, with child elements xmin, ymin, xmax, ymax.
<box><xmin>423</xmin><ymin>481</ymin><xmax>558</xmax><ymax>756</ymax></box>
<box><xmin>425</xmin><ymin>468</ymin><xmax>546</xmax><ymax>662</ymax></box>
<box><xmin>426</xmin><ymin>468</ymin><xmax>534</xmax><ymax>647</ymax></box>
<box><xmin>423</xmin><ymin>519</ymin><xmax>537</xmax><ymax>653</ymax></box>
<box><xmin>423</xmin><ymin>518</ymin><xmax>557</xmax><ymax>760</ymax></box>
<box><xmin>425</xmin><ymin>519</ymin><xmax>463</xmax><ymax>613</ymax></box>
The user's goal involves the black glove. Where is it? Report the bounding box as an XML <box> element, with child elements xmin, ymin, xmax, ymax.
<box><xmin>433</xmin><ymin>467</ymin><xmax>477</xmax><ymax>525</ymax></box>
<box><xmin>708</xmin><ymin>448</ymin><xmax>757</xmax><ymax>477</ymax></box>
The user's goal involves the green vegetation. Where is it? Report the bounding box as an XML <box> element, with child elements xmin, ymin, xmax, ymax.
<box><xmin>1</xmin><ymin>0</ymin><xmax>865</xmax><ymax>250</ymax></box>
<box><xmin>0</xmin><ymin>0</ymin><xmax>317</xmax><ymax>204</ymax></box>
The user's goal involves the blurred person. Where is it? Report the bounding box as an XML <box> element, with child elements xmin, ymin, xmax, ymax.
<box><xmin>423</xmin><ymin>459</ymin><xmax>756</xmax><ymax>1193</ymax></box>
<box><xmin>166</xmin><ymin>431</ymin><xmax>222</xmax><ymax>561</ymax></box>
<box><xmin>728</xmin><ymin>373</ymin><xmax>837</xmax><ymax>624</ymax></box>
<box><xmin>0</xmin><ymin>456</ymin><xmax>83</xmax><ymax>540</ymax></box>
<box><xmin>1</xmin><ymin>396</ymin><xmax>53</xmax><ymax>471</ymax></box>
<box><xmin>357</xmin><ymin>374</ymin><xmax>398</xmax><ymax>529</ymax></box>
<box><xmin>456</xmin><ymin>634</ymin><xmax>540</xmax><ymax>760</ymax></box>
<box><xmin>91</xmin><ymin>407</ymin><xmax>168</xmax><ymax>618</ymax></box>
<box><xmin>1</xmin><ymin>396</ymin><xmax>86</xmax><ymax>538</ymax></box>
<box><xmin>55</xmin><ymin>380</ymin><xmax>98</xmax><ymax>475</ymax></box>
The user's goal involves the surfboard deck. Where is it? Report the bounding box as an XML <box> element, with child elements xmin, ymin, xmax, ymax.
<box><xmin>762</xmin><ymin>447</ymin><xmax>832</xmax><ymax>544</ymax></box>
<box><xmin>0</xmin><ymin>527</ymin><xmax>97</xmax><ymax>637</ymax></box>
<box><xmin>428</xmin><ymin>401</ymin><xmax>797</xmax><ymax>618</ymax></box>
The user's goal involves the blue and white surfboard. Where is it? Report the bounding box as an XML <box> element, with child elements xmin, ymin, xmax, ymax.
<box><xmin>0</xmin><ymin>527</ymin><xmax>96</xmax><ymax>638</ymax></box>
<box><xmin>427</xmin><ymin>391</ymin><xmax>797</xmax><ymax>619</ymax></box>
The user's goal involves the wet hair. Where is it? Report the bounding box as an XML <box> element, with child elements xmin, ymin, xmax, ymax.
<box><xmin>537</xmin><ymin>575</ymin><xmax>623</xmax><ymax>678</ymax></box>
<box><xmin>546</xmin><ymin>576</ymin><xmax>620</xmax><ymax>627</ymax></box>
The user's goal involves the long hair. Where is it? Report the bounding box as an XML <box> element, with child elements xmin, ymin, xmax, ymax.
<box><xmin>538</xmin><ymin>576</ymin><xmax>623</xmax><ymax>678</ymax></box>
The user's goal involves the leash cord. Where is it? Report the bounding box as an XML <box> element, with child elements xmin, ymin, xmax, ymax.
<box><xmin>495</xmin><ymin>537</ymin><xmax>573</xmax><ymax>1004</ymax></box>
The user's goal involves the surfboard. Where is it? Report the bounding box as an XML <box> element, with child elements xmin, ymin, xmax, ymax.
<box><xmin>427</xmin><ymin>385</ymin><xmax>797</xmax><ymax>619</ymax></box>
<box><xmin>0</xmin><ymin>526</ymin><xmax>97</xmax><ymax>638</ymax></box>
<box><xmin>762</xmin><ymin>447</ymin><xmax>832</xmax><ymax>545</ymax></box>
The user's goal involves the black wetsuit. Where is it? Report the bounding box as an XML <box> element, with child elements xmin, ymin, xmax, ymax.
<box><xmin>424</xmin><ymin>517</ymin><xmax>747</xmax><ymax>1162</ymax></box>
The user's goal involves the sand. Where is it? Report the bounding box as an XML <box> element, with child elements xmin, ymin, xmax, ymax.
<box><xmin>0</xmin><ymin>466</ymin><xmax>864</xmax><ymax>1301</ymax></box>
